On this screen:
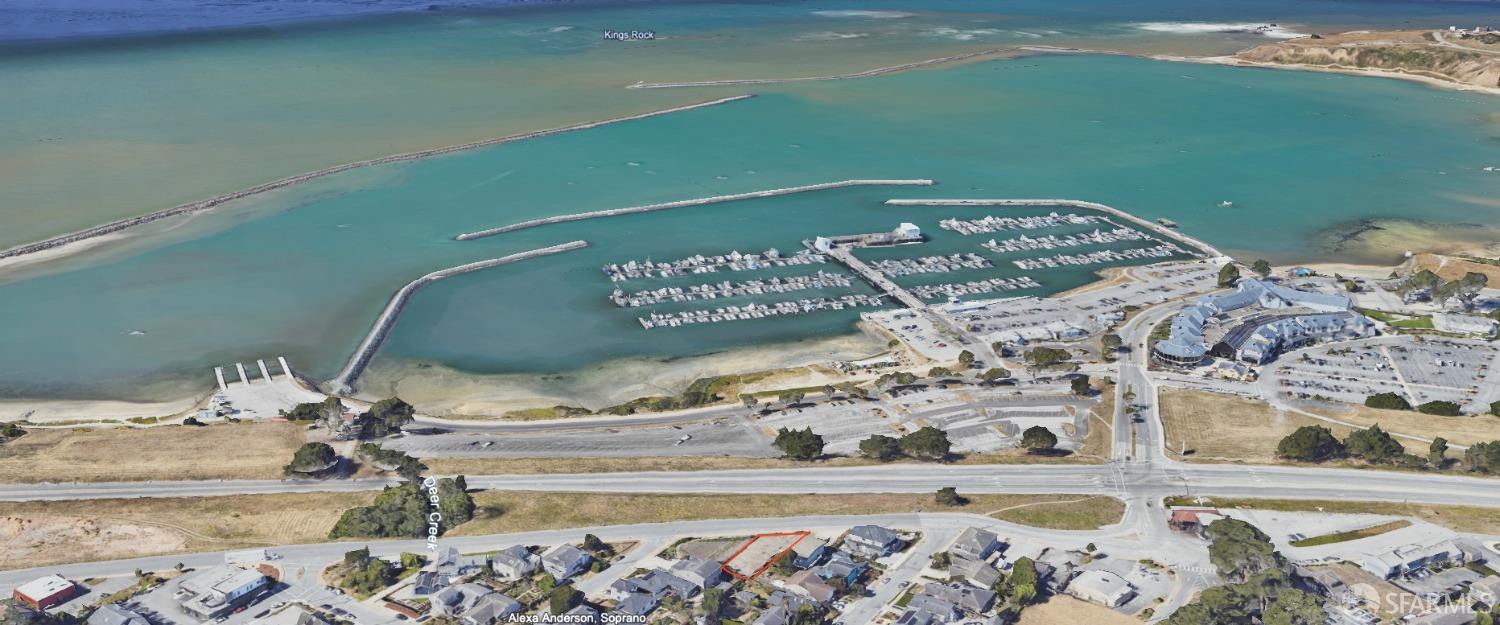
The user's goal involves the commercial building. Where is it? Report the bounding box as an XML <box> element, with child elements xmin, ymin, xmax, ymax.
<box><xmin>87</xmin><ymin>605</ymin><xmax>149</xmax><ymax>625</ymax></box>
<box><xmin>1361</xmin><ymin>540</ymin><xmax>1467</xmax><ymax>579</ymax></box>
<box><xmin>14</xmin><ymin>575</ymin><xmax>77</xmax><ymax>610</ymax></box>
<box><xmin>1067</xmin><ymin>570</ymin><xmax>1137</xmax><ymax>608</ymax></box>
<box><xmin>175</xmin><ymin>566</ymin><xmax>269</xmax><ymax>619</ymax></box>
<box><xmin>1153</xmin><ymin>278</ymin><xmax>1374</xmax><ymax>367</ymax></box>
<box><xmin>1433</xmin><ymin>313</ymin><xmax>1499</xmax><ymax>338</ymax></box>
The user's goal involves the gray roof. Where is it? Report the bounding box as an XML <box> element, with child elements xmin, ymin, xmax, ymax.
<box><xmin>848</xmin><ymin>525</ymin><xmax>901</xmax><ymax>545</ymax></box>
<box><xmin>543</xmin><ymin>544</ymin><xmax>590</xmax><ymax>568</ymax></box>
<box><xmin>89</xmin><ymin>605</ymin><xmax>148</xmax><ymax>625</ymax></box>
<box><xmin>614</xmin><ymin>593</ymin><xmax>657</xmax><ymax>617</ymax></box>
<box><xmin>668</xmin><ymin>557</ymin><xmax>724</xmax><ymax>586</ymax></box>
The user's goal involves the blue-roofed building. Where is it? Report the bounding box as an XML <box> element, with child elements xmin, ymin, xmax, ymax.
<box><xmin>1153</xmin><ymin>277</ymin><xmax>1369</xmax><ymax>367</ymax></box>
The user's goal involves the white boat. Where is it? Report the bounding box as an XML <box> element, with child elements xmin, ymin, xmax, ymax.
<box><xmin>1218</xmin><ymin>200</ymin><xmax>1234</xmax><ymax>208</ymax></box>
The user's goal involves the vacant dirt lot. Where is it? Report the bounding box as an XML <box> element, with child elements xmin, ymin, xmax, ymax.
<box><xmin>1306</xmin><ymin>404</ymin><xmax>1500</xmax><ymax>448</ymax></box>
<box><xmin>1018</xmin><ymin>595</ymin><xmax>1143</xmax><ymax>625</ymax></box>
<box><xmin>0</xmin><ymin>422</ymin><xmax>308</xmax><ymax>482</ymax></box>
<box><xmin>1160</xmin><ymin>389</ymin><xmax>1351</xmax><ymax>463</ymax></box>
<box><xmin>0</xmin><ymin>492</ymin><xmax>374</xmax><ymax>570</ymax></box>
<box><xmin>452</xmin><ymin>492</ymin><xmax>1125</xmax><ymax>537</ymax></box>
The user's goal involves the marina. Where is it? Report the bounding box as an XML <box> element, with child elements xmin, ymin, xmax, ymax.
<box><xmin>1012</xmin><ymin>243</ymin><xmax>1185</xmax><ymax>270</ymax></box>
<box><xmin>609</xmin><ymin>271</ymin><xmax>852</xmax><ymax>307</ymax></box>
<box><xmin>869</xmin><ymin>253</ymin><xmax>992</xmax><ymax>277</ymax></box>
<box><xmin>602</xmin><ymin>249</ymin><xmax>827</xmax><ymax>282</ymax></box>
<box><xmin>938</xmin><ymin>212</ymin><xmax>1105</xmax><ymax>235</ymax></box>
<box><xmin>637</xmin><ymin>294</ymin><xmax>886</xmax><ymax>329</ymax></box>
<box><xmin>909</xmin><ymin>276</ymin><xmax>1041</xmax><ymax>301</ymax></box>
<box><xmin>981</xmin><ymin>227</ymin><xmax>1153</xmax><ymax>253</ymax></box>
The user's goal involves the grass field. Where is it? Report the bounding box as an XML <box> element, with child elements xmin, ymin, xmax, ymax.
<box><xmin>1290</xmin><ymin>520</ymin><xmax>1411</xmax><ymax>547</ymax></box>
<box><xmin>1306</xmin><ymin>404</ymin><xmax>1500</xmax><ymax>448</ymax></box>
<box><xmin>1164</xmin><ymin>496</ymin><xmax>1500</xmax><ymax>535</ymax></box>
<box><xmin>0</xmin><ymin>492</ymin><xmax>376</xmax><ymax>570</ymax></box>
<box><xmin>0</xmin><ymin>422</ymin><xmax>308</xmax><ymax>482</ymax></box>
<box><xmin>1018</xmin><ymin>595</ymin><xmax>1144</xmax><ymax>625</ymax></box>
<box><xmin>1159</xmin><ymin>389</ymin><xmax>1352</xmax><ymax>463</ymax></box>
<box><xmin>451</xmin><ymin>492</ymin><xmax>1126</xmax><ymax>537</ymax></box>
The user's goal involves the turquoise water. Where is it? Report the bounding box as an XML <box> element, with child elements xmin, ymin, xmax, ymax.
<box><xmin>2</xmin><ymin>49</ymin><xmax>1498</xmax><ymax>400</ymax></box>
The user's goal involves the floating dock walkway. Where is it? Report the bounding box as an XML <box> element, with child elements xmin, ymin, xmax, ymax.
<box><xmin>454</xmin><ymin>179</ymin><xmax>935</xmax><ymax>241</ymax></box>
<box><xmin>884</xmin><ymin>198</ymin><xmax>1224</xmax><ymax>258</ymax></box>
<box><xmin>328</xmin><ymin>240</ymin><xmax>589</xmax><ymax>395</ymax></box>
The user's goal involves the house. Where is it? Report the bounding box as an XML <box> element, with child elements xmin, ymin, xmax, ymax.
<box><xmin>1362</xmin><ymin>540</ymin><xmax>1466</xmax><ymax>579</ymax></box>
<box><xmin>491</xmin><ymin>545</ymin><xmax>540</xmax><ymax>580</ymax></box>
<box><xmin>13</xmin><ymin>575</ymin><xmax>77</xmax><ymax>610</ymax></box>
<box><xmin>949</xmin><ymin>555</ymin><xmax>1003</xmax><ymax>589</ymax></box>
<box><xmin>1034</xmin><ymin>548</ymin><xmax>1080</xmax><ymax>592</ymax></box>
<box><xmin>791</xmin><ymin>537</ymin><xmax>828</xmax><ymax>569</ymax></box>
<box><xmin>460</xmin><ymin>594</ymin><xmax>522</xmax><ymax>625</ymax></box>
<box><xmin>756</xmin><ymin>593</ymin><xmax>823</xmax><ymax>625</ymax></box>
<box><xmin>430</xmin><ymin>583</ymin><xmax>495</xmax><ymax>617</ymax></box>
<box><xmin>1469</xmin><ymin>575</ymin><xmax>1500</xmax><ymax>608</ymax></box>
<box><xmin>903</xmin><ymin>594</ymin><xmax>960</xmax><ymax>624</ymax></box>
<box><xmin>542</xmin><ymin>544</ymin><xmax>593</xmax><ymax>580</ymax></box>
<box><xmin>87</xmin><ymin>605</ymin><xmax>148</xmax><ymax>625</ymax></box>
<box><xmin>606</xmin><ymin>570</ymin><xmax>698</xmax><ymax>601</ymax></box>
<box><xmin>784</xmin><ymin>570</ymin><xmax>837</xmax><ymax>603</ymax></box>
<box><xmin>919</xmin><ymin>582</ymin><xmax>996</xmax><ymax>615</ymax></box>
<box><xmin>949</xmin><ymin>528</ymin><xmax>1003</xmax><ymax>562</ymax></box>
<box><xmin>411</xmin><ymin>571</ymin><xmax>442</xmax><ymax>596</ymax></box>
<box><xmin>177</xmin><ymin>566</ymin><xmax>269</xmax><ymax>619</ymax></box>
<box><xmin>1067</xmin><ymin>570</ymin><xmax>1137</xmax><ymax>608</ymax></box>
<box><xmin>844</xmin><ymin>525</ymin><xmax>904</xmax><ymax>559</ymax></box>
<box><xmin>612</xmin><ymin>593</ymin><xmax>658</xmax><ymax>618</ymax></box>
<box><xmin>1407</xmin><ymin>612</ymin><xmax>1479</xmax><ymax>625</ymax></box>
<box><xmin>668</xmin><ymin>557</ymin><xmax>725</xmax><ymax>590</ymax></box>
<box><xmin>560</xmin><ymin>605</ymin><xmax>600</xmax><ymax>624</ymax></box>
<box><xmin>816</xmin><ymin>551</ymin><xmax>866</xmax><ymax>587</ymax></box>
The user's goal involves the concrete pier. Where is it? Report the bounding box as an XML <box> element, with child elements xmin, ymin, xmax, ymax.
<box><xmin>277</xmin><ymin>356</ymin><xmax>293</xmax><ymax>380</ymax></box>
<box><xmin>234</xmin><ymin>363</ymin><xmax>249</xmax><ymax>386</ymax></box>
<box><xmin>627</xmin><ymin>49</ymin><xmax>1010</xmax><ymax>89</ymax></box>
<box><xmin>214</xmin><ymin>367</ymin><xmax>227</xmax><ymax>392</ymax></box>
<box><xmin>826</xmin><ymin>247</ymin><xmax>929</xmax><ymax>310</ymax></box>
<box><xmin>884</xmin><ymin>198</ymin><xmax>1224</xmax><ymax>258</ymax></box>
<box><xmin>455</xmin><ymin>179</ymin><xmax>936</xmax><ymax>241</ymax></box>
<box><xmin>328</xmin><ymin>240</ymin><xmax>589</xmax><ymax>395</ymax></box>
<box><xmin>257</xmin><ymin>359</ymin><xmax>272</xmax><ymax>384</ymax></box>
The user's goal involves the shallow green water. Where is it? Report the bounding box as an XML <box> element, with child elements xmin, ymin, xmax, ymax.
<box><xmin>2</xmin><ymin>48</ymin><xmax>1498</xmax><ymax>400</ymax></box>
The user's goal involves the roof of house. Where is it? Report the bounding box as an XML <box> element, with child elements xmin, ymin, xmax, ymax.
<box><xmin>847</xmin><ymin>525</ymin><xmax>901</xmax><ymax>545</ymax></box>
<box><xmin>15</xmin><ymin>575</ymin><xmax>73</xmax><ymax>601</ymax></box>
<box><xmin>668</xmin><ymin>557</ymin><xmax>724</xmax><ymax>585</ymax></box>
<box><xmin>919</xmin><ymin>582</ymin><xmax>996</xmax><ymax>614</ymax></box>
<box><xmin>785</xmin><ymin>570</ymin><xmax>837</xmax><ymax>603</ymax></box>
<box><xmin>950</xmin><ymin>555</ymin><xmax>1003</xmax><ymax>588</ymax></box>
<box><xmin>1069</xmin><ymin>570</ymin><xmax>1134</xmax><ymax>602</ymax></box>
<box><xmin>462</xmin><ymin>594</ymin><xmax>521</xmax><ymax>624</ymax></box>
<box><xmin>88</xmin><ymin>605</ymin><xmax>147</xmax><ymax>625</ymax></box>
<box><xmin>613</xmin><ymin>594</ymin><xmax>657</xmax><ymax>617</ymax></box>
<box><xmin>543</xmin><ymin>544</ymin><xmax>590</xmax><ymax>566</ymax></box>
<box><xmin>791</xmin><ymin>537</ymin><xmax>828</xmax><ymax>558</ymax></box>
<box><xmin>491</xmin><ymin>546</ymin><xmax>536</xmax><ymax>571</ymax></box>
<box><xmin>952</xmin><ymin>527</ymin><xmax>1001</xmax><ymax>555</ymax></box>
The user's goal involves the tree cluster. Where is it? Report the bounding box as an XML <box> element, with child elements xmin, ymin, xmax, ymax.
<box><xmin>284</xmin><ymin>442</ymin><xmax>338</xmax><ymax>475</ymax></box>
<box><xmin>1363</xmin><ymin>392</ymin><xmax>1411</xmax><ymax>411</ymax></box>
<box><xmin>1021</xmin><ymin>426</ymin><xmax>1059</xmax><ymax>453</ymax></box>
<box><xmin>356</xmin><ymin>443</ymin><xmax>426</xmax><ymax>480</ymax></box>
<box><xmin>773</xmin><ymin>427</ymin><xmax>825</xmax><ymax>460</ymax></box>
<box><xmin>1217</xmin><ymin>263</ymin><xmax>1241</xmax><ymax>287</ymax></box>
<box><xmin>328</xmin><ymin>476</ymin><xmax>474</xmax><ymax>539</ymax></box>
<box><xmin>859</xmin><ymin>427</ymin><xmax>953</xmax><ymax>462</ymax></box>
<box><xmin>338</xmin><ymin>547</ymin><xmax>397</xmax><ymax>596</ymax></box>
<box><xmin>1022</xmin><ymin>347</ymin><xmax>1071</xmax><ymax>368</ymax></box>
<box><xmin>1169</xmin><ymin>519</ymin><xmax>1324</xmax><ymax>625</ymax></box>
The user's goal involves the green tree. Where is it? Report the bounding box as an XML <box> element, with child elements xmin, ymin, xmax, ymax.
<box><xmin>1276</xmin><ymin>426</ymin><xmax>1345</xmax><ymax>462</ymax></box>
<box><xmin>1070</xmin><ymin>375</ymin><xmax>1092</xmax><ymax>397</ymax></box>
<box><xmin>1416</xmin><ymin>400</ymin><xmax>1462</xmax><ymax>416</ymax></box>
<box><xmin>934</xmin><ymin>487</ymin><xmax>966</xmax><ymax>506</ymax></box>
<box><xmin>360</xmin><ymin>397</ymin><xmax>416</xmax><ymax>438</ymax></box>
<box><xmin>1218</xmin><ymin>263</ymin><xmax>1241</xmax><ymax>287</ymax></box>
<box><xmin>929</xmin><ymin>551</ymin><xmax>951</xmax><ymax>570</ymax></box>
<box><xmin>328</xmin><ymin>477</ymin><xmax>472</xmax><ymax>539</ymax></box>
<box><xmin>583</xmin><ymin>533</ymin><xmax>615</xmax><ymax>557</ymax></box>
<box><xmin>1251</xmin><ymin>259</ymin><xmax>1272</xmax><ymax>278</ymax></box>
<box><xmin>1100</xmin><ymin>334</ymin><xmax>1123</xmax><ymax>352</ymax></box>
<box><xmin>1490</xmin><ymin>400</ymin><xmax>1500</xmax><ymax>417</ymax></box>
<box><xmin>547</xmin><ymin>587</ymin><xmax>582</xmax><ymax>614</ymax></box>
<box><xmin>957</xmin><ymin>350</ymin><xmax>976</xmax><ymax>367</ymax></box>
<box><xmin>284</xmin><ymin>442</ymin><xmax>338</xmax><ymax>475</ymax></box>
<box><xmin>1344</xmin><ymin>424</ymin><xmax>1405</xmax><ymax>464</ymax></box>
<box><xmin>1429</xmin><ymin>437</ymin><xmax>1449</xmax><ymax>467</ymax></box>
<box><xmin>859</xmin><ymin>434</ymin><xmax>903</xmax><ymax>461</ymax></box>
<box><xmin>979</xmin><ymin>367</ymin><xmax>1011</xmax><ymax>382</ymax></box>
<box><xmin>436</xmin><ymin>475</ymin><xmax>475</xmax><ymax>526</ymax></box>
<box><xmin>1205</xmin><ymin>519</ymin><xmax>1284</xmax><ymax>582</ymax></box>
<box><xmin>1023</xmin><ymin>347</ymin><xmax>1071</xmax><ymax>367</ymax></box>
<box><xmin>899</xmin><ymin>426</ymin><xmax>952</xmax><ymax>461</ymax></box>
<box><xmin>1005</xmin><ymin>557</ymin><xmax>1039</xmax><ymax>606</ymax></box>
<box><xmin>1021</xmin><ymin>426</ymin><xmax>1058</xmax><ymax>454</ymax></box>
<box><xmin>286</xmin><ymin>396</ymin><xmax>345</xmax><ymax>424</ymax></box>
<box><xmin>701</xmin><ymin>587</ymin><xmax>726</xmax><ymax>624</ymax></box>
<box><xmin>773</xmin><ymin>427</ymin><xmax>824</xmax><ymax>461</ymax></box>
<box><xmin>1364</xmin><ymin>392</ymin><xmax>1412</xmax><ymax>411</ymax></box>
<box><xmin>928</xmin><ymin>366</ymin><xmax>954</xmax><ymax>378</ymax></box>
<box><xmin>1464</xmin><ymin>440</ymin><xmax>1500</xmax><ymax>474</ymax></box>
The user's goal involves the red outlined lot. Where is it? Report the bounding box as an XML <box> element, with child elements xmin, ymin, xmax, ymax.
<box><xmin>720</xmin><ymin>531</ymin><xmax>813</xmax><ymax>581</ymax></box>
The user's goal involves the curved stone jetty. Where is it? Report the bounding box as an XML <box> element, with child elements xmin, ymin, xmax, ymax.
<box><xmin>328</xmin><ymin>240</ymin><xmax>589</xmax><ymax>395</ymax></box>
<box><xmin>456</xmin><ymin>179</ymin><xmax>936</xmax><ymax>241</ymax></box>
<box><xmin>883</xmin><ymin>198</ymin><xmax>1224</xmax><ymax>257</ymax></box>
<box><xmin>0</xmin><ymin>96</ymin><xmax>751</xmax><ymax>262</ymax></box>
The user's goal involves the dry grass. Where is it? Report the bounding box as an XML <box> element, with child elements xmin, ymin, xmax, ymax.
<box><xmin>1159</xmin><ymin>389</ymin><xmax>1351</xmax><ymax>463</ymax></box>
<box><xmin>1167</xmin><ymin>496</ymin><xmax>1500</xmax><ymax>535</ymax></box>
<box><xmin>1306</xmin><ymin>404</ymin><xmax>1500</xmax><ymax>448</ymax></box>
<box><xmin>452</xmin><ymin>492</ymin><xmax>1126</xmax><ymax>537</ymax></box>
<box><xmin>1017</xmin><ymin>595</ymin><xmax>1144</xmax><ymax>625</ymax></box>
<box><xmin>0</xmin><ymin>422</ymin><xmax>308</xmax><ymax>482</ymax></box>
<box><xmin>0</xmin><ymin>492</ymin><xmax>375</xmax><ymax>570</ymax></box>
<box><xmin>1413</xmin><ymin>252</ymin><xmax>1500</xmax><ymax>283</ymax></box>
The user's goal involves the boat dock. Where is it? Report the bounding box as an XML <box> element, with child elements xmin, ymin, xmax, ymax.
<box><xmin>910</xmin><ymin>276</ymin><xmax>1040</xmax><ymax>300</ymax></box>
<box><xmin>603</xmin><ymin>248</ymin><xmax>826</xmax><ymax>282</ymax></box>
<box><xmin>1012</xmin><ymin>243</ymin><xmax>1183</xmax><ymax>270</ymax></box>
<box><xmin>869</xmin><ymin>253</ymin><xmax>991</xmax><ymax>277</ymax></box>
<box><xmin>885</xmin><ymin>198</ymin><xmax>1224</xmax><ymax>258</ymax></box>
<box><xmin>611</xmin><ymin>271</ymin><xmax>851</xmax><ymax>307</ymax></box>
<box><xmin>938</xmin><ymin>212</ymin><xmax>1104</xmax><ymax>235</ymax></box>
<box><xmin>981</xmin><ymin>226</ymin><xmax>1150</xmax><ymax>253</ymax></box>
<box><xmin>637</xmin><ymin>294</ymin><xmax>885</xmax><ymax>329</ymax></box>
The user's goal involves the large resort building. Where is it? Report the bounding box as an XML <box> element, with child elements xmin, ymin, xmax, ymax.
<box><xmin>1153</xmin><ymin>278</ymin><xmax>1376</xmax><ymax>367</ymax></box>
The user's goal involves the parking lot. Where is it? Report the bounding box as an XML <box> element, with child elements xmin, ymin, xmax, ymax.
<box><xmin>388</xmin><ymin>418</ymin><xmax>777</xmax><ymax>458</ymax></box>
<box><xmin>1270</xmin><ymin>336</ymin><xmax>1499</xmax><ymax>411</ymax></box>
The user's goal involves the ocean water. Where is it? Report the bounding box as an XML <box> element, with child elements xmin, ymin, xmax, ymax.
<box><xmin>2</xmin><ymin>45</ymin><xmax>1499</xmax><ymax>400</ymax></box>
<box><xmin>5</xmin><ymin>0</ymin><xmax>1500</xmax><ymax>249</ymax></box>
